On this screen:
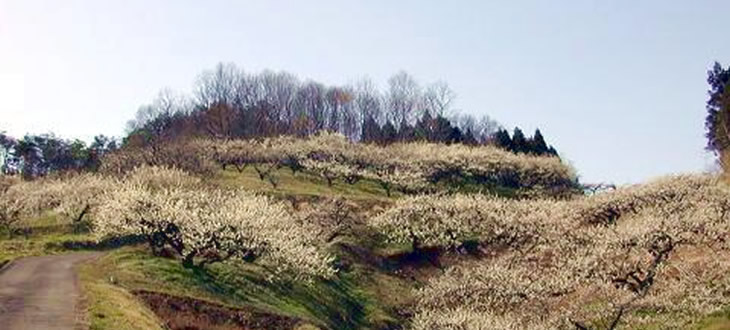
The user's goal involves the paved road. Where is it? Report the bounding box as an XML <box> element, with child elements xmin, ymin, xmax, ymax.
<box><xmin>0</xmin><ymin>253</ymin><xmax>101</xmax><ymax>330</ymax></box>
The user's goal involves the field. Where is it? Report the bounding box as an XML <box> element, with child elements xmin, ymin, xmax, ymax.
<box><xmin>1</xmin><ymin>137</ymin><xmax>730</xmax><ymax>329</ymax></box>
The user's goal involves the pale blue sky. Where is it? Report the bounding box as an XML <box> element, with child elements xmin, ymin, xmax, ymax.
<box><xmin>0</xmin><ymin>0</ymin><xmax>727</xmax><ymax>183</ymax></box>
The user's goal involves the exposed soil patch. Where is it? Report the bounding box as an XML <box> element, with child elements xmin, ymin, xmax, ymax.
<box><xmin>134</xmin><ymin>290</ymin><xmax>303</xmax><ymax>330</ymax></box>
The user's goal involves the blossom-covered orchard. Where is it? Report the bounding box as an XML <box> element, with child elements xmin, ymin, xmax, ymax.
<box><xmin>3</xmin><ymin>137</ymin><xmax>728</xmax><ymax>328</ymax></box>
<box><xmin>192</xmin><ymin>132</ymin><xmax>578</xmax><ymax>196</ymax></box>
<box><xmin>0</xmin><ymin>166</ymin><xmax>336</xmax><ymax>278</ymax></box>
<box><xmin>378</xmin><ymin>175</ymin><xmax>730</xmax><ymax>329</ymax></box>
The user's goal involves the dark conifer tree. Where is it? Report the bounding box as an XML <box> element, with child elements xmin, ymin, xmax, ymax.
<box><xmin>360</xmin><ymin>116</ymin><xmax>382</xmax><ymax>143</ymax></box>
<box><xmin>413</xmin><ymin>111</ymin><xmax>433</xmax><ymax>141</ymax></box>
<box><xmin>447</xmin><ymin>126</ymin><xmax>464</xmax><ymax>144</ymax></box>
<box><xmin>492</xmin><ymin>129</ymin><xmax>513</xmax><ymax>151</ymax></box>
<box><xmin>511</xmin><ymin>127</ymin><xmax>528</xmax><ymax>153</ymax></box>
<box><xmin>381</xmin><ymin>121</ymin><xmax>398</xmax><ymax>144</ymax></box>
<box><xmin>705</xmin><ymin>62</ymin><xmax>730</xmax><ymax>152</ymax></box>
<box><xmin>433</xmin><ymin>116</ymin><xmax>454</xmax><ymax>142</ymax></box>
<box><xmin>398</xmin><ymin>120</ymin><xmax>415</xmax><ymax>142</ymax></box>
<box><xmin>530</xmin><ymin>129</ymin><xmax>550</xmax><ymax>155</ymax></box>
<box><xmin>463</xmin><ymin>128</ymin><xmax>478</xmax><ymax>145</ymax></box>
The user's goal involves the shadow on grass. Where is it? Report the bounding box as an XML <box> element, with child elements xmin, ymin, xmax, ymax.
<box><xmin>117</xmin><ymin>248</ymin><xmax>377</xmax><ymax>330</ymax></box>
<box><xmin>203</xmin><ymin>264</ymin><xmax>369</xmax><ymax>329</ymax></box>
<box><xmin>46</xmin><ymin>234</ymin><xmax>147</xmax><ymax>252</ymax></box>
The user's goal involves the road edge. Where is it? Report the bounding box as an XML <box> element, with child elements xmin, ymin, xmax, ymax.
<box><xmin>0</xmin><ymin>259</ymin><xmax>14</xmax><ymax>275</ymax></box>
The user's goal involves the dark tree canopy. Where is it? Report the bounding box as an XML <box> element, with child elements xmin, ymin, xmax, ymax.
<box><xmin>361</xmin><ymin>116</ymin><xmax>382</xmax><ymax>144</ymax></box>
<box><xmin>0</xmin><ymin>133</ymin><xmax>118</xmax><ymax>178</ymax></box>
<box><xmin>381</xmin><ymin>121</ymin><xmax>398</xmax><ymax>144</ymax></box>
<box><xmin>511</xmin><ymin>128</ymin><xmax>528</xmax><ymax>154</ymax></box>
<box><xmin>706</xmin><ymin>62</ymin><xmax>730</xmax><ymax>153</ymax></box>
<box><xmin>490</xmin><ymin>127</ymin><xmax>559</xmax><ymax>157</ymax></box>
<box><xmin>493</xmin><ymin>129</ymin><xmax>513</xmax><ymax>151</ymax></box>
<box><xmin>530</xmin><ymin>129</ymin><xmax>549</xmax><ymax>155</ymax></box>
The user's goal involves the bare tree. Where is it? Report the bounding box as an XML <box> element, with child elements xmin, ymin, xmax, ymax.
<box><xmin>449</xmin><ymin>113</ymin><xmax>476</xmax><ymax>134</ymax></box>
<box><xmin>258</xmin><ymin>70</ymin><xmax>300</xmax><ymax>130</ymax></box>
<box><xmin>155</xmin><ymin>89</ymin><xmax>191</xmax><ymax>115</ymax></box>
<box><xmin>354</xmin><ymin>78</ymin><xmax>383</xmax><ymax>124</ymax></box>
<box><xmin>125</xmin><ymin>89</ymin><xmax>194</xmax><ymax>143</ymax></box>
<box><xmin>232</xmin><ymin>72</ymin><xmax>258</xmax><ymax>110</ymax></box>
<box><xmin>325</xmin><ymin>87</ymin><xmax>354</xmax><ymax>132</ymax></box>
<box><xmin>194</xmin><ymin>62</ymin><xmax>240</xmax><ymax>109</ymax></box>
<box><xmin>294</xmin><ymin>81</ymin><xmax>327</xmax><ymax>135</ymax></box>
<box><xmin>474</xmin><ymin>114</ymin><xmax>502</xmax><ymax>143</ymax></box>
<box><xmin>127</xmin><ymin>63</ymin><xmax>510</xmax><ymax>146</ymax></box>
<box><xmin>205</xmin><ymin>103</ymin><xmax>237</xmax><ymax>138</ymax></box>
<box><xmin>339</xmin><ymin>85</ymin><xmax>360</xmax><ymax>140</ymax></box>
<box><xmin>423</xmin><ymin>81</ymin><xmax>456</xmax><ymax>117</ymax></box>
<box><xmin>386</xmin><ymin>71</ymin><xmax>421</xmax><ymax>126</ymax></box>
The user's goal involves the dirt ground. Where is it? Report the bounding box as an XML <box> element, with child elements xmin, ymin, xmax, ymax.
<box><xmin>135</xmin><ymin>290</ymin><xmax>303</xmax><ymax>330</ymax></box>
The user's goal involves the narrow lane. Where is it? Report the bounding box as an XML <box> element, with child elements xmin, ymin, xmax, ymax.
<box><xmin>0</xmin><ymin>253</ymin><xmax>101</xmax><ymax>330</ymax></box>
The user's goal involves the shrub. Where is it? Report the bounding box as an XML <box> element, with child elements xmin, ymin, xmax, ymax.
<box><xmin>371</xmin><ymin>194</ymin><xmax>556</xmax><ymax>252</ymax></box>
<box><xmin>94</xmin><ymin>176</ymin><xmax>336</xmax><ymax>278</ymax></box>
<box><xmin>100</xmin><ymin>143</ymin><xmax>217</xmax><ymax>177</ymax></box>
<box><xmin>298</xmin><ymin>197</ymin><xmax>361</xmax><ymax>243</ymax></box>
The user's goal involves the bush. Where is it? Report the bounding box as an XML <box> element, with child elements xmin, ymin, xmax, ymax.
<box><xmin>100</xmin><ymin>143</ymin><xmax>217</xmax><ymax>177</ymax></box>
<box><xmin>94</xmin><ymin>170</ymin><xmax>336</xmax><ymax>278</ymax></box>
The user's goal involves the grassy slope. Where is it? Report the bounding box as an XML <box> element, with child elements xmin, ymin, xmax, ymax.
<box><xmin>6</xmin><ymin>168</ymin><xmax>730</xmax><ymax>329</ymax></box>
<box><xmin>214</xmin><ymin>166</ymin><xmax>402</xmax><ymax>201</ymax></box>
<box><xmin>208</xmin><ymin>168</ymin><xmax>730</xmax><ymax>329</ymax></box>
<box><xmin>76</xmin><ymin>168</ymin><xmax>413</xmax><ymax>329</ymax></box>
<box><xmin>79</xmin><ymin>270</ymin><xmax>164</xmax><ymax>330</ymax></box>
<box><xmin>79</xmin><ymin>247</ymin><xmax>411</xmax><ymax>329</ymax></box>
<box><xmin>0</xmin><ymin>213</ymin><xmax>95</xmax><ymax>263</ymax></box>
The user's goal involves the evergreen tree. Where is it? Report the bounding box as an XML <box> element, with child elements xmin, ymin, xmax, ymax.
<box><xmin>360</xmin><ymin>116</ymin><xmax>382</xmax><ymax>143</ymax></box>
<box><xmin>530</xmin><ymin>129</ymin><xmax>549</xmax><ymax>155</ymax></box>
<box><xmin>447</xmin><ymin>126</ymin><xmax>464</xmax><ymax>144</ymax></box>
<box><xmin>433</xmin><ymin>115</ymin><xmax>454</xmax><ymax>142</ymax></box>
<box><xmin>381</xmin><ymin>121</ymin><xmax>398</xmax><ymax>144</ymax></box>
<box><xmin>463</xmin><ymin>128</ymin><xmax>478</xmax><ymax>145</ymax></box>
<box><xmin>706</xmin><ymin>62</ymin><xmax>730</xmax><ymax>152</ymax></box>
<box><xmin>511</xmin><ymin>127</ymin><xmax>528</xmax><ymax>153</ymax></box>
<box><xmin>413</xmin><ymin>111</ymin><xmax>433</xmax><ymax>141</ymax></box>
<box><xmin>492</xmin><ymin>129</ymin><xmax>513</xmax><ymax>150</ymax></box>
<box><xmin>398</xmin><ymin>120</ymin><xmax>415</xmax><ymax>142</ymax></box>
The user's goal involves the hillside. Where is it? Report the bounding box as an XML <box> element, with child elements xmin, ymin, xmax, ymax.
<box><xmin>0</xmin><ymin>136</ymin><xmax>729</xmax><ymax>329</ymax></box>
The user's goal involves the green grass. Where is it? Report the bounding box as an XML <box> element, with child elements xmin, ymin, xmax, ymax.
<box><xmin>214</xmin><ymin>166</ymin><xmax>401</xmax><ymax>202</ymax></box>
<box><xmin>79</xmin><ymin>272</ymin><xmax>164</xmax><ymax>330</ymax></box>
<box><xmin>80</xmin><ymin>246</ymin><xmax>410</xmax><ymax>329</ymax></box>
<box><xmin>0</xmin><ymin>166</ymin><xmax>569</xmax><ymax>329</ymax></box>
<box><xmin>213</xmin><ymin>165</ymin><xmax>530</xmax><ymax>202</ymax></box>
<box><xmin>0</xmin><ymin>213</ymin><xmax>96</xmax><ymax>263</ymax></box>
<box><xmin>0</xmin><ymin>174</ymin><xmax>413</xmax><ymax>329</ymax></box>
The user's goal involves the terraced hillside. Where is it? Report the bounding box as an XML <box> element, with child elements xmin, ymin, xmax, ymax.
<box><xmin>1</xmin><ymin>138</ymin><xmax>729</xmax><ymax>329</ymax></box>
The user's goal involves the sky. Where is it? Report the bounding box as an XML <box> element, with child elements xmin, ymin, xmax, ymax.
<box><xmin>0</xmin><ymin>0</ymin><xmax>728</xmax><ymax>184</ymax></box>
